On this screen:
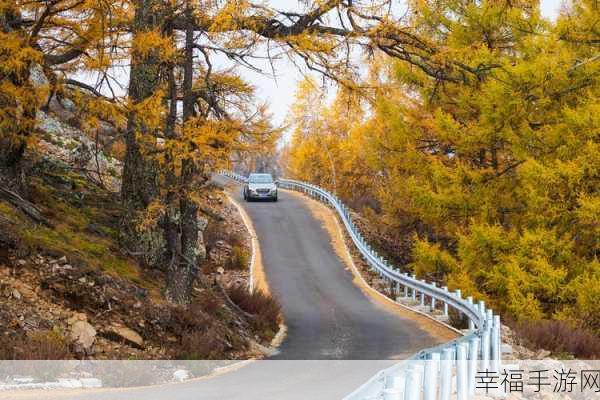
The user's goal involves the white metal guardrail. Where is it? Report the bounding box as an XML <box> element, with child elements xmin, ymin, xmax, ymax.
<box><xmin>220</xmin><ymin>170</ymin><xmax>502</xmax><ymax>400</ymax></box>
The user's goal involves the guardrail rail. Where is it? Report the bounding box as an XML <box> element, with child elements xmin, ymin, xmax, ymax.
<box><xmin>220</xmin><ymin>170</ymin><xmax>503</xmax><ymax>400</ymax></box>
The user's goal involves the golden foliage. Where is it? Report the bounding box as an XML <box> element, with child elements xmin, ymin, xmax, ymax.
<box><xmin>284</xmin><ymin>0</ymin><xmax>600</xmax><ymax>332</ymax></box>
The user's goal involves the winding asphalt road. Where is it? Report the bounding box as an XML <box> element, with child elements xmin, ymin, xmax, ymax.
<box><xmin>7</xmin><ymin>176</ymin><xmax>447</xmax><ymax>400</ymax></box>
<box><xmin>220</xmin><ymin>176</ymin><xmax>441</xmax><ymax>360</ymax></box>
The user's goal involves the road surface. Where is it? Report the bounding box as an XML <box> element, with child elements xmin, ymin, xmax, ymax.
<box><xmin>5</xmin><ymin>176</ymin><xmax>448</xmax><ymax>400</ymax></box>
<box><xmin>219</xmin><ymin>176</ymin><xmax>441</xmax><ymax>360</ymax></box>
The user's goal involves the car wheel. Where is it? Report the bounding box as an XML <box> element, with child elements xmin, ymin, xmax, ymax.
<box><xmin>273</xmin><ymin>196</ymin><xmax>278</xmax><ymax>202</ymax></box>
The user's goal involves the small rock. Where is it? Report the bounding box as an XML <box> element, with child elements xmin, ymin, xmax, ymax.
<box><xmin>57</xmin><ymin>378</ymin><xmax>83</xmax><ymax>389</ymax></box>
<box><xmin>217</xmin><ymin>267</ymin><xmax>225</xmax><ymax>275</ymax></box>
<box><xmin>80</xmin><ymin>378</ymin><xmax>102</xmax><ymax>388</ymax></box>
<box><xmin>173</xmin><ymin>369</ymin><xmax>189</xmax><ymax>382</ymax></box>
<box><xmin>16</xmin><ymin>259</ymin><xmax>26</xmax><ymax>267</ymax></box>
<box><xmin>105</xmin><ymin>324</ymin><xmax>144</xmax><ymax>349</ymax></box>
<box><xmin>57</xmin><ymin>256</ymin><xmax>68</xmax><ymax>265</ymax></box>
<box><xmin>11</xmin><ymin>289</ymin><xmax>21</xmax><ymax>300</ymax></box>
<box><xmin>534</xmin><ymin>349</ymin><xmax>551</xmax><ymax>359</ymax></box>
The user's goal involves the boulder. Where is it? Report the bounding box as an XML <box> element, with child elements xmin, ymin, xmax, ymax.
<box><xmin>69</xmin><ymin>320</ymin><xmax>97</xmax><ymax>352</ymax></box>
<box><xmin>105</xmin><ymin>324</ymin><xmax>144</xmax><ymax>349</ymax></box>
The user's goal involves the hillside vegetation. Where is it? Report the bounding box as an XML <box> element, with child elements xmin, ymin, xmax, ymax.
<box><xmin>283</xmin><ymin>0</ymin><xmax>599</xmax><ymax>352</ymax></box>
<box><xmin>0</xmin><ymin>94</ymin><xmax>279</xmax><ymax>359</ymax></box>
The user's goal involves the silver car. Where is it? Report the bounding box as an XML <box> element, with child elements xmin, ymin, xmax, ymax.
<box><xmin>243</xmin><ymin>173</ymin><xmax>278</xmax><ymax>202</ymax></box>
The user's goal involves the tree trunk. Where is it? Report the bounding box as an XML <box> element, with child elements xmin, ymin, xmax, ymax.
<box><xmin>121</xmin><ymin>0</ymin><xmax>164</xmax><ymax>209</ymax></box>
<box><xmin>0</xmin><ymin>7</ymin><xmax>35</xmax><ymax>194</ymax></box>
<box><xmin>165</xmin><ymin>3</ymin><xmax>199</xmax><ymax>304</ymax></box>
<box><xmin>120</xmin><ymin>0</ymin><xmax>167</xmax><ymax>268</ymax></box>
<box><xmin>0</xmin><ymin>137</ymin><xmax>27</xmax><ymax>194</ymax></box>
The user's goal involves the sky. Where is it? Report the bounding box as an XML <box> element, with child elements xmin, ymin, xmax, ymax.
<box><xmin>235</xmin><ymin>0</ymin><xmax>564</xmax><ymax>131</ymax></box>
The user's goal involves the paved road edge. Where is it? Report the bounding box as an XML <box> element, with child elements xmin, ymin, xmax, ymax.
<box><xmin>282</xmin><ymin>188</ymin><xmax>461</xmax><ymax>339</ymax></box>
<box><xmin>223</xmin><ymin>189</ymin><xmax>288</xmax><ymax>350</ymax></box>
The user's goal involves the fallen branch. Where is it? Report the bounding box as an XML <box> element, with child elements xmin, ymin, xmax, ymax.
<box><xmin>214</xmin><ymin>277</ymin><xmax>255</xmax><ymax>320</ymax></box>
<box><xmin>0</xmin><ymin>186</ymin><xmax>51</xmax><ymax>226</ymax></box>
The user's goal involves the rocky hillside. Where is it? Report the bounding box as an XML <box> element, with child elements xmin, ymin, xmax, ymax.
<box><xmin>0</xmin><ymin>98</ymin><xmax>280</xmax><ymax>360</ymax></box>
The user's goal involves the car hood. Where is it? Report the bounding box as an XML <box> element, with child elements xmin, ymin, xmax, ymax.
<box><xmin>248</xmin><ymin>183</ymin><xmax>276</xmax><ymax>190</ymax></box>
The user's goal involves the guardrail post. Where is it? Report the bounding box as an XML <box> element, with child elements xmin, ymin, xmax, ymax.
<box><xmin>481</xmin><ymin>325</ymin><xmax>490</xmax><ymax>372</ymax></box>
<box><xmin>468</xmin><ymin>337</ymin><xmax>480</xmax><ymax>395</ymax></box>
<box><xmin>491</xmin><ymin>315</ymin><xmax>501</xmax><ymax>372</ymax></box>
<box><xmin>455</xmin><ymin>289</ymin><xmax>462</xmax><ymax>318</ymax></box>
<box><xmin>466</xmin><ymin>296</ymin><xmax>475</xmax><ymax>330</ymax></box>
<box><xmin>442</xmin><ymin>286</ymin><xmax>448</xmax><ymax>317</ymax></box>
<box><xmin>440</xmin><ymin>347</ymin><xmax>453</xmax><ymax>400</ymax></box>
<box><xmin>384</xmin><ymin>387</ymin><xmax>403</xmax><ymax>400</ymax></box>
<box><xmin>430</xmin><ymin>282</ymin><xmax>437</xmax><ymax>310</ymax></box>
<box><xmin>384</xmin><ymin>372</ymin><xmax>406</xmax><ymax>400</ymax></box>
<box><xmin>411</xmin><ymin>275</ymin><xmax>417</xmax><ymax>301</ymax></box>
<box><xmin>420</xmin><ymin>291</ymin><xmax>425</xmax><ymax>307</ymax></box>
<box><xmin>424</xmin><ymin>352</ymin><xmax>440</xmax><ymax>400</ymax></box>
<box><xmin>478</xmin><ymin>300</ymin><xmax>485</xmax><ymax>317</ymax></box>
<box><xmin>486</xmin><ymin>309</ymin><xmax>494</xmax><ymax>373</ymax></box>
<box><xmin>404</xmin><ymin>363</ymin><xmax>423</xmax><ymax>400</ymax></box>
<box><xmin>457</xmin><ymin>343</ymin><xmax>469</xmax><ymax>400</ymax></box>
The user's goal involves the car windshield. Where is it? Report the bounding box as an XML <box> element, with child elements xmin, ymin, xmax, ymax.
<box><xmin>248</xmin><ymin>174</ymin><xmax>273</xmax><ymax>184</ymax></box>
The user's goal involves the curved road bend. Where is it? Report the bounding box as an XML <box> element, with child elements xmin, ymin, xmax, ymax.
<box><xmin>218</xmin><ymin>175</ymin><xmax>443</xmax><ymax>360</ymax></box>
<box><xmin>8</xmin><ymin>176</ymin><xmax>449</xmax><ymax>400</ymax></box>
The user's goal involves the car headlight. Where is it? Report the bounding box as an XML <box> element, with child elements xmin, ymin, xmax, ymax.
<box><xmin>270</xmin><ymin>188</ymin><xmax>277</xmax><ymax>193</ymax></box>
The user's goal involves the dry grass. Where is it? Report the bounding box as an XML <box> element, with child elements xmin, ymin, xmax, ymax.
<box><xmin>176</xmin><ymin>328</ymin><xmax>227</xmax><ymax>360</ymax></box>
<box><xmin>0</xmin><ymin>330</ymin><xmax>71</xmax><ymax>360</ymax></box>
<box><xmin>226</xmin><ymin>245</ymin><xmax>249</xmax><ymax>270</ymax></box>
<box><xmin>204</xmin><ymin>219</ymin><xmax>245</xmax><ymax>250</ymax></box>
<box><xmin>0</xmin><ymin>166</ymin><xmax>158</xmax><ymax>292</ymax></box>
<box><xmin>512</xmin><ymin>319</ymin><xmax>600</xmax><ymax>358</ymax></box>
<box><xmin>227</xmin><ymin>286</ymin><xmax>281</xmax><ymax>340</ymax></box>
